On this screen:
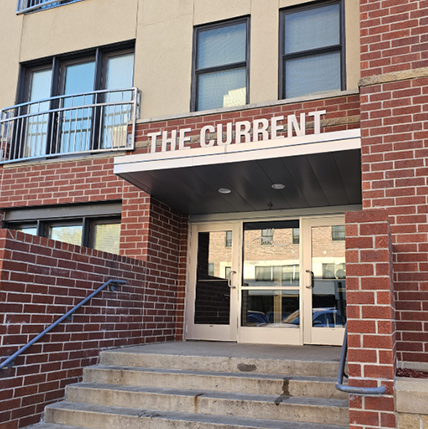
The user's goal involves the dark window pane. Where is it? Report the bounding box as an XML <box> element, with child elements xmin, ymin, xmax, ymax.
<box><xmin>198</xmin><ymin>67</ymin><xmax>246</xmax><ymax>110</ymax></box>
<box><xmin>242</xmin><ymin>290</ymin><xmax>300</xmax><ymax>327</ymax></box>
<box><xmin>93</xmin><ymin>223</ymin><xmax>121</xmax><ymax>254</ymax></box>
<box><xmin>60</xmin><ymin>61</ymin><xmax>95</xmax><ymax>153</ymax></box>
<box><xmin>194</xmin><ymin>231</ymin><xmax>232</xmax><ymax>325</ymax></box>
<box><xmin>285</xmin><ymin>51</ymin><xmax>341</xmax><ymax>98</ymax></box>
<box><xmin>284</xmin><ymin>4</ymin><xmax>340</xmax><ymax>54</ymax></box>
<box><xmin>26</xmin><ymin>68</ymin><xmax>52</xmax><ymax>158</ymax></box>
<box><xmin>50</xmin><ymin>225</ymin><xmax>82</xmax><ymax>246</ymax></box>
<box><xmin>197</xmin><ymin>22</ymin><xmax>246</xmax><ymax>69</ymax></box>
<box><xmin>16</xmin><ymin>227</ymin><xmax>38</xmax><ymax>236</ymax></box>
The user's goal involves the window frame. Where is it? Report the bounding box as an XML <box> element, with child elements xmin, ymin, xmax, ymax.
<box><xmin>279</xmin><ymin>0</ymin><xmax>346</xmax><ymax>100</ymax></box>
<box><xmin>3</xmin><ymin>204</ymin><xmax>121</xmax><ymax>253</ymax></box>
<box><xmin>191</xmin><ymin>16</ymin><xmax>251</xmax><ymax>112</ymax></box>
<box><xmin>16</xmin><ymin>43</ymin><xmax>135</xmax><ymax>157</ymax></box>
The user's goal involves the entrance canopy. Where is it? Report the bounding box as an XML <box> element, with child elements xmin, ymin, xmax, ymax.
<box><xmin>114</xmin><ymin>129</ymin><xmax>361</xmax><ymax>215</ymax></box>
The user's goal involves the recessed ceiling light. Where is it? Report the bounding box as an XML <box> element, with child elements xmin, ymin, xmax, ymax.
<box><xmin>218</xmin><ymin>188</ymin><xmax>231</xmax><ymax>194</ymax></box>
<box><xmin>272</xmin><ymin>183</ymin><xmax>285</xmax><ymax>190</ymax></box>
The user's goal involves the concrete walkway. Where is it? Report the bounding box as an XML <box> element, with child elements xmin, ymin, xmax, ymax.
<box><xmin>106</xmin><ymin>341</ymin><xmax>342</xmax><ymax>362</ymax></box>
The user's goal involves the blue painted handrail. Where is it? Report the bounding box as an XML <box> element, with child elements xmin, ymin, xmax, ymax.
<box><xmin>0</xmin><ymin>279</ymin><xmax>126</xmax><ymax>370</ymax></box>
<box><xmin>335</xmin><ymin>326</ymin><xmax>386</xmax><ymax>395</ymax></box>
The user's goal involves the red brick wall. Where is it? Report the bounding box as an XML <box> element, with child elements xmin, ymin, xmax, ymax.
<box><xmin>119</xmin><ymin>188</ymin><xmax>188</xmax><ymax>342</ymax></box>
<box><xmin>360</xmin><ymin>0</ymin><xmax>428</xmax><ymax>364</ymax></box>
<box><xmin>0</xmin><ymin>229</ymin><xmax>148</xmax><ymax>429</ymax></box>
<box><xmin>134</xmin><ymin>94</ymin><xmax>360</xmax><ymax>152</ymax></box>
<box><xmin>143</xmin><ymin>199</ymin><xmax>188</xmax><ymax>342</ymax></box>
<box><xmin>360</xmin><ymin>0</ymin><xmax>428</xmax><ymax>77</ymax></box>
<box><xmin>346</xmin><ymin>210</ymin><xmax>396</xmax><ymax>429</ymax></box>
<box><xmin>0</xmin><ymin>157</ymin><xmax>123</xmax><ymax>209</ymax></box>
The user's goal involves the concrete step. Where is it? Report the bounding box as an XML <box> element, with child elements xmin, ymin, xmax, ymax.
<box><xmin>100</xmin><ymin>350</ymin><xmax>340</xmax><ymax>378</ymax></box>
<box><xmin>64</xmin><ymin>383</ymin><xmax>349</xmax><ymax>426</ymax></box>
<box><xmin>45</xmin><ymin>401</ymin><xmax>349</xmax><ymax>429</ymax></box>
<box><xmin>84</xmin><ymin>364</ymin><xmax>347</xmax><ymax>400</ymax></box>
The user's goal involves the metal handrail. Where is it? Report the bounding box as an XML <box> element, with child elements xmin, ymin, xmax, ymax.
<box><xmin>0</xmin><ymin>279</ymin><xmax>126</xmax><ymax>370</ymax></box>
<box><xmin>335</xmin><ymin>326</ymin><xmax>386</xmax><ymax>395</ymax></box>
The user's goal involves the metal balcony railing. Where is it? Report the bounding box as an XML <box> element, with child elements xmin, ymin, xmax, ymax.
<box><xmin>16</xmin><ymin>0</ymin><xmax>80</xmax><ymax>14</ymax></box>
<box><xmin>0</xmin><ymin>88</ymin><xmax>141</xmax><ymax>164</ymax></box>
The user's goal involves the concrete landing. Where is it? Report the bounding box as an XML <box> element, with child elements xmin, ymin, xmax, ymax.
<box><xmin>104</xmin><ymin>341</ymin><xmax>342</xmax><ymax>361</ymax></box>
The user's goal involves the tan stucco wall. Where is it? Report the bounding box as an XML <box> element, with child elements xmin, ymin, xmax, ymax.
<box><xmin>0</xmin><ymin>0</ymin><xmax>360</xmax><ymax>118</ymax></box>
<box><xmin>134</xmin><ymin>0</ymin><xmax>194</xmax><ymax>118</ymax></box>
<box><xmin>19</xmin><ymin>0</ymin><xmax>138</xmax><ymax>61</ymax></box>
<box><xmin>0</xmin><ymin>1</ymin><xmax>23</xmax><ymax>107</ymax></box>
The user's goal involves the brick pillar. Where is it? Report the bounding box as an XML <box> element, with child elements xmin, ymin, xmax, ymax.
<box><xmin>120</xmin><ymin>184</ymin><xmax>151</xmax><ymax>260</ymax></box>
<box><xmin>120</xmin><ymin>184</ymin><xmax>188</xmax><ymax>342</ymax></box>
<box><xmin>346</xmin><ymin>209</ymin><xmax>396</xmax><ymax>429</ymax></box>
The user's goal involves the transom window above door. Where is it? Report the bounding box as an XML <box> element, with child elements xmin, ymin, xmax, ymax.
<box><xmin>192</xmin><ymin>17</ymin><xmax>250</xmax><ymax>112</ymax></box>
<box><xmin>0</xmin><ymin>45</ymin><xmax>140</xmax><ymax>164</ymax></box>
<box><xmin>279</xmin><ymin>0</ymin><xmax>345</xmax><ymax>99</ymax></box>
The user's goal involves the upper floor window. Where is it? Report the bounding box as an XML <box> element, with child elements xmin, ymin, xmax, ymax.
<box><xmin>192</xmin><ymin>17</ymin><xmax>250</xmax><ymax>112</ymax></box>
<box><xmin>17</xmin><ymin>0</ymin><xmax>80</xmax><ymax>14</ymax></box>
<box><xmin>0</xmin><ymin>45</ymin><xmax>139</xmax><ymax>163</ymax></box>
<box><xmin>279</xmin><ymin>0</ymin><xmax>345</xmax><ymax>99</ymax></box>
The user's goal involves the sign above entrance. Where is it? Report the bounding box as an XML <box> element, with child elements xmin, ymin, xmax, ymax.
<box><xmin>147</xmin><ymin>110</ymin><xmax>327</xmax><ymax>153</ymax></box>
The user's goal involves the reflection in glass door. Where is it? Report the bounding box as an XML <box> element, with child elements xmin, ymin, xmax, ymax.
<box><xmin>302</xmin><ymin>217</ymin><xmax>346</xmax><ymax>345</ymax></box>
<box><xmin>239</xmin><ymin>220</ymin><xmax>302</xmax><ymax>345</ymax></box>
<box><xmin>186</xmin><ymin>223</ymin><xmax>239</xmax><ymax>341</ymax></box>
<box><xmin>186</xmin><ymin>217</ymin><xmax>345</xmax><ymax>345</ymax></box>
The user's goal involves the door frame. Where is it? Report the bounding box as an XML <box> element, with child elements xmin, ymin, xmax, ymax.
<box><xmin>185</xmin><ymin>215</ymin><xmax>346</xmax><ymax>346</ymax></box>
<box><xmin>185</xmin><ymin>222</ymin><xmax>241</xmax><ymax>342</ymax></box>
<box><xmin>301</xmin><ymin>216</ymin><xmax>346</xmax><ymax>346</ymax></box>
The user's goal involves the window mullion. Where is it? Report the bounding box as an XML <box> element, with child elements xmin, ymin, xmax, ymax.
<box><xmin>82</xmin><ymin>217</ymin><xmax>90</xmax><ymax>247</ymax></box>
<box><xmin>196</xmin><ymin>61</ymin><xmax>247</xmax><ymax>75</ymax></box>
<box><xmin>283</xmin><ymin>44</ymin><xmax>342</xmax><ymax>61</ymax></box>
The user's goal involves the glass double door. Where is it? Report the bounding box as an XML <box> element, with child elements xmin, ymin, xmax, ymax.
<box><xmin>186</xmin><ymin>216</ymin><xmax>346</xmax><ymax>345</ymax></box>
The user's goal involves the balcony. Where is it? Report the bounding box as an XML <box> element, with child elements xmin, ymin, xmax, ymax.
<box><xmin>16</xmin><ymin>0</ymin><xmax>80</xmax><ymax>14</ymax></box>
<box><xmin>0</xmin><ymin>88</ymin><xmax>141</xmax><ymax>164</ymax></box>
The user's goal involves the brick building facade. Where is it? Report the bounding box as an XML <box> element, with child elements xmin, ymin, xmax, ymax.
<box><xmin>0</xmin><ymin>0</ymin><xmax>428</xmax><ymax>428</ymax></box>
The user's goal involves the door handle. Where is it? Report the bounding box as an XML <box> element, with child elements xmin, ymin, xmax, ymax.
<box><xmin>305</xmin><ymin>270</ymin><xmax>314</xmax><ymax>289</ymax></box>
<box><xmin>228</xmin><ymin>270</ymin><xmax>237</xmax><ymax>289</ymax></box>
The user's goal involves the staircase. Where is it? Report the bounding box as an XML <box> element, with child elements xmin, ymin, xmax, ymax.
<box><xmin>31</xmin><ymin>342</ymin><xmax>349</xmax><ymax>429</ymax></box>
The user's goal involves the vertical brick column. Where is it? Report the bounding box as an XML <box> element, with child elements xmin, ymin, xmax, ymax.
<box><xmin>120</xmin><ymin>184</ymin><xmax>151</xmax><ymax>260</ymax></box>
<box><xmin>120</xmin><ymin>184</ymin><xmax>188</xmax><ymax>342</ymax></box>
<box><xmin>346</xmin><ymin>209</ymin><xmax>396</xmax><ymax>429</ymax></box>
<box><xmin>359</xmin><ymin>0</ymin><xmax>428</xmax><ymax>366</ymax></box>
